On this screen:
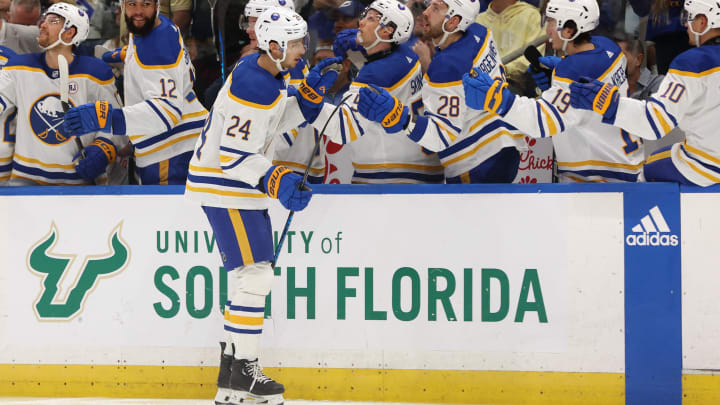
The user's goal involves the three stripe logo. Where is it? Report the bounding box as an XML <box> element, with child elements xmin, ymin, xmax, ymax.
<box><xmin>626</xmin><ymin>205</ymin><xmax>679</xmax><ymax>247</ymax></box>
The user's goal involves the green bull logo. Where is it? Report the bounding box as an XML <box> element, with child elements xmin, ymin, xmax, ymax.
<box><xmin>27</xmin><ymin>222</ymin><xmax>130</xmax><ymax>320</ymax></box>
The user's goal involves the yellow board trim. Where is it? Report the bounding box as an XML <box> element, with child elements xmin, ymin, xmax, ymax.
<box><xmin>0</xmin><ymin>364</ymin><xmax>627</xmax><ymax>404</ymax></box>
<box><xmin>228</xmin><ymin>209</ymin><xmax>254</xmax><ymax>264</ymax></box>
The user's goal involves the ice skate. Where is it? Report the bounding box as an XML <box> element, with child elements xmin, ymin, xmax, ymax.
<box><xmin>214</xmin><ymin>342</ymin><xmax>234</xmax><ymax>405</ymax></box>
<box><xmin>226</xmin><ymin>358</ymin><xmax>285</xmax><ymax>405</ymax></box>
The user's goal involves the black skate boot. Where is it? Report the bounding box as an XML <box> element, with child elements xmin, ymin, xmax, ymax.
<box><xmin>227</xmin><ymin>358</ymin><xmax>285</xmax><ymax>405</ymax></box>
<box><xmin>214</xmin><ymin>342</ymin><xmax>234</xmax><ymax>405</ymax></box>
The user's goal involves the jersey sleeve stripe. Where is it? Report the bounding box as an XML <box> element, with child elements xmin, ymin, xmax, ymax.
<box><xmin>220</xmin><ymin>156</ymin><xmax>249</xmax><ymax>171</ymax></box>
<box><xmin>431</xmin><ymin>120</ymin><xmax>451</xmax><ymax>148</ymax></box>
<box><xmin>135</xmin><ymin>132</ymin><xmax>199</xmax><ymax>157</ymax></box>
<box><xmin>341</xmin><ymin>108</ymin><xmax>359</xmax><ymax>142</ymax></box>
<box><xmin>348</xmin><ymin>108</ymin><xmax>365</xmax><ymax>136</ymax></box>
<box><xmin>157</xmin><ymin>97</ymin><xmax>182</xmax><ymax>119</ymax></box>
<box><xmin>648</xmin><ymin>97</ymin><xmax>678</xmax><ymax>126</ymax></box>
<box><xmin>537</xmin><ymin>101</ymin><xmax>558</xmax><ymax>136</ymax></box>
<box><xmin>683</xmin><ymin>142</ymin><xmax>720</xmax><ymax>166</ymax></box>
<box><xmin>541</xmin><ymin>98</ymin><xmax>565</xmax><ymax>133</ymax></box>
<box><xmin>145</xmin><ymin>100</ymin><xmax>172</xmax><ymax>132</ymax></box>
<box><xmin>646</xmin><ymin>149</ymin><xmax>672</xmax><ymax>164</ymax></box>
<box><xmin>649</xmin><ymin>103</ymin><xmax>672</xmax><ymax>134</ymax></box>
<box><xmin>535</xmin><ymin>103</ymin><xmax>547</xmax><ymax>138</ymax></box>
<box><xmin>185</xmin><ymin>184</ymin><xmax>265</xmax><ymax>198</ymax></box>
<box><xmin>338</xmin><ymin>107</ymin><xmax>348</xmax><ymax>144</ymax></box>
<box><xmin>219</xmin><ymin>146</ymin><xmax>252</xmax><ymax>156</ymax></box>
<box><xmin>677</xmin><ymin>151</ymin><xmax>720</xmax><ymax>182</ymax></box>
<box><xmin>158</xmin><ymin>104</ymin><xmax>179</xmax><ymax>126</ymax></box>
<box><xmin>468</xmin><ymin>114</ymin><xmax>495</xmax><ymax>134</ymax></box>
<box><xmin>282</xmin><ymin>132</ymin><xmax>294</xmax><ymax>146</ymax></box>
<box><xmin>426</xmin><ymin>111</ymin><xmax>461</xmax><ymax>134</ymax></box>
<box><xmin>643</xmin><ymin>106</ymin><xmax>664</xmax><ymax>139</ymax></box>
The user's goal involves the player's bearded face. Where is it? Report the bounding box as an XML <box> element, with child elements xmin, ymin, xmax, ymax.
<box><xmin>124</xmin><ymin>0</ymin><xmax>157</xmax><ymax>36</ymax></box>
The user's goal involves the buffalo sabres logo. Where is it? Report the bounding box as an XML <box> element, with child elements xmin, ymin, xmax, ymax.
<box><xmin>69</xmin><ymin>81</ymin><xmax>79</xmax><ymax>94</ymax></box>
<box><xmin>29</xmin><ymin>94</ymin><xmax>75</xmax><ymax>145</ymax></box>
<box><xmin>27</xmin><ymin>222</ymin><xmax>130</xmax><ymax>320</ymax></box>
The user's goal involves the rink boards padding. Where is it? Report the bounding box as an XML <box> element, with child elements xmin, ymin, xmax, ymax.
<box><xmin>0</xmin><ymin>184</ymin><xmax>718</xmax><ymax>405</ymax></box>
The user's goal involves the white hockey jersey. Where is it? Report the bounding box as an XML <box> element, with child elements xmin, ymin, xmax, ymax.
<box><xmin>409</xmin><ymin>23</ymin><xmax>526</xmax><ymax>180</ymax></box>
<box><xmin>0</xmin><ymin>45</ymin><xmax>16</xmax><ymax>184</ymax></box>
<box><xmin>502</xmin><ymin>36</ymin><xmax>644</xmax><ymax>182</ymax></box>
<box><xmin>121</xmin><ymin>15</ymin><xmax>208</xmax><ymax>169</ymax></box>
<box><xmin>314</xmin><ymin>43</ymin><xmax>444</xmax><ymax>184</ymax></box>
<box><xmin>613</xmin><ymin>43</ymin><xmax>720</xmax><ymax>186</ymax></box>
<box><xmin>0</xmin><ymin>52</ymin><xmax>121</xmax><ymax>185</ymax></box>
<box><xmin>272</xmin><ymin>60</ymin><xmax>326</xmax><ymax>183</ymax></box>
<box><xmin>184</xmin><ymin>53</ymin><xmax>307</xmax><ymax>209</ymax></box>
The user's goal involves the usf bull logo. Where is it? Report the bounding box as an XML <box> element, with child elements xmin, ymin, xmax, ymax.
<box><xmin>27</xmin><ymin>222</ymin><xmax>130</xmax><ymax>320</ymax></box>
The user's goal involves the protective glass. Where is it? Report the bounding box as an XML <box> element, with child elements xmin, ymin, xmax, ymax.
<box><xmin>680</xmin><ymin>9</ymin><xmax>695</xmax><ymax>26</ymax></box>
<box><xmin>287</xmin><ymin>35</ymin><xmax>309</xmax><ymax>51</ymax></box>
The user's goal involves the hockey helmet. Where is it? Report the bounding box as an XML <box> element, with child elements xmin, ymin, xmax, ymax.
<box><xmin>362</xmin><ymin>0</ymin><xmax>414</xmax><ymax>48</ymax></box>
<box><xmin>255</xmin><ymin>7</ymin><xmax>307</xmax><ymax>70</ymax></box>
<box><xmin>245</xmin><ymin>0</ymin><xmax>295</xmax><ymax>19</ymax></box>
<box><xmin>43</xmin><ymin>3</ymin><xmax>90</xmax><ymax>47</ymax></box>
<box><xmin>442</xmin><ymin>0</ymin><xmax>481</xmax><ymax>33</ymax></box>
<box><xmin>544</xmin><ymin>0</ymin><xmax>600</xmax><ymax>39</ymax></box>
<box><xmin>683</xmin><ymin>0</ymin><xmax>720</xmax><ymax>34</ymax></box>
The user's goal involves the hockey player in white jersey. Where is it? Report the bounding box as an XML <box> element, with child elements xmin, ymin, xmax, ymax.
<box><xmin>0</xmin><ymin>3</ymin><xmax>122</xmax><ymax>186</ymax></box>
<box><xmin>63</xmin><ymin>0</ymin><xmax>208</xmax><ymax>185</ymax></box>
<box><xmin>569</xmin><ymin>0</ymin><xmax>720</xmax><ymax>185</ymax></box>
<box><xmin>317</xmin><ymin>0</ymin><xmax>444</xmax><ymax>184</ymax></box>
<box><xmin>0</xmin><ymin>45</ymin><xmax>16</xmax><ymax>184</ymax></box>
<box><xmin>356</xmin><ymin>0</ymin><xmax>526</xmax><ymax>183</ymax></box>
<box><xmin>462</xmin><ymin>0</ymin><xmax>645</xmax><ymax>182</ymax></box>
<box><xmin>184</xmin><ymin>8</ymin><xmax>341</xmax><ymax>405</ymax></box>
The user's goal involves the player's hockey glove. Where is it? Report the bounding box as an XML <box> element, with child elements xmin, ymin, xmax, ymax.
<box><xmin>295</xmin><ymin>57</ymin><xmax>343</xmax><ymax>123</ymax></box>
<box><xmin>64</xmin><ymin>101</ymin><xmax>127</xmax><ymax>136</ymax></box>
<box><xmin>463</xmin><ymin>68</ymin><xmax>515</xmax><ymax>115</ymax></box>
<box><xmin>258</xmin><ymin>165</ymin><xmax>312</xmax><ymax>211</ymax></box>
<box><xmin>527</xmin><ymin>56</ymin><xmax>560</xmax><ymax>91</ymax></box>
<box><xmin>357</xmin><ymin>84</ymin><xmax>410</xmax><ymax>134</ymax></box>
<box><xmin>569</xmin><ymin>76</ymin><xmax>619</xmax><ymax>124</ymax></box>
<box><xmin>74</xmin><ymin>137</ymin><xmax>116</xmax><ymax>182</ymax></box>
<box><xmin>333</xmin><ymin>29</ymin><xmax>365</xmax><ymax>58</ymax></box>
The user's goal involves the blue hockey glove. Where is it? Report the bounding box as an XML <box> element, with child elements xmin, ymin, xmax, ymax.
<box><xmin>333</xmin><ymin>29</ymin><xmax>364</xmax><ymax>58</ymax></box>
<box><xmin>527</xmin><ymin>56</ymin><xmax>560</xmax><ymax>91</ymax></box>
<box><xmin>462</xmin><ymin>68</ymin><xmax>516</xmax><ymax>116</ymax></box>
<box><xmin>357</xmin><ymin>84</ymin><xmax>409</xmax><ymax>133</ymax></box>
<box><xmin>102</xmin><ymin>46</ymin><xmax>126</xmax><ymax>64</ymax></box>
<box><xmin>569</xmin><ymin>76</ymin><xmax>619</xmax><ymax>124</ymax></box>
<box><xmin>64</xmin><ymin>101</ymin><xmax>127</xmax><ymax>136</ymax></box>
<box><xmin>295</xmin><ymin>56</ymin><xmax>343</xmax><ymax>123</ymax></box>
<box><xmin>74</xmin><ymin>137</ymin><xmax>116</xmax><ymax>182</ymax></box>
<box><xmin>259</xmin><ymin>165</ymin><xmax>312</xmax><ymax>211</ymax></box>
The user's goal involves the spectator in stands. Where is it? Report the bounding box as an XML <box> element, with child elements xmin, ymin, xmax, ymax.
<box><xmin>476</xmin><ymin>0</ymin><xmax>544</xmax><ymax>96</ymax></box>
<box><xmin>407</xmin><ymin>0</ymin><xmax>433</xmax><ymax>73</ymax></box>
<box><xmin>0</xmin><ymin>0</ymin><xmax>42</xmax><ymax>53</ymax></box>
<box><xmin>628</xmin><ymin>0</ymin><xmax>691</xmax><ymax>74</ymax></box>
<box><xmin>0</xmin><ymin>0</ymin><xmax>10</xmax><ymax>21</ymax></box>
<box><xmin>330</xmin><ymin>0</ymin><xmax>362</xmax><ymax>34</ymax></box>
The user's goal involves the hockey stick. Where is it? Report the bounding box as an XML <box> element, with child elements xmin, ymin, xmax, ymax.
<box><xmin>272</xmin><ymin>92</ymin><xmax>353</xmax><ymax>268</ymax></box>
<box><xmin>58</xmin><ymin>55</ymin><xmax>84</xmax><ymax>158</ymax></box>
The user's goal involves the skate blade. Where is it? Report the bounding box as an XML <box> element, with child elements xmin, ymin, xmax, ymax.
<box><xmin>228</xmin><ymin>391</ymin><xmax>284</xmax><ymax>405</ymax></box>
<box><xmin>214</xmin><ymin>387</ymin><xmax>232</xmax><ymax>405</ymax></box>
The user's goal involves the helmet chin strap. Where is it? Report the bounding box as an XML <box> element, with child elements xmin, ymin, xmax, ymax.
<box><xmin>432</xmin><ymin>18</ymin><xmax>458</xmax><ymax>48</ymax></box>
<box><xmin>269</xmin><ymin>47</ymin><xmax>287</xmax><ymax>72</ymax></box>
<box><xmin>364</xmin><ymin>25</ymin><xmax>392</xmax><ymax>53</ymax></box>
<box><xmin>688</xmin><ymin>22</ymin><xmax>711</xmax><ymax>47</ymax></box>
<box><xmin>41</xmin><ymin>29</ymin><xmax>73</xmax><ymax>51</ymax></box>
<box><xmin>559</xmin><ymin>27</ymin><xmax>581</xmax><ymax>53</ymax></box>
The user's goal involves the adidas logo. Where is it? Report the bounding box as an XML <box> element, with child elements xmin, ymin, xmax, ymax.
<box><xmin>625</xmin><ymin>205</ymin><xmax>679</xmax><ymax>247</ymax></box>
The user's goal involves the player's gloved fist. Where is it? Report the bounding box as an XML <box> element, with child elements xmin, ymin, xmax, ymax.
<box><xmin>64</xmin><ymin>101</ymin><xmax>127</xmax><ymax>136</ymax></box>
<box><xmin>74</xmin><ymin>137</ymin><xmax>116</xmax><ymax>182</ymax></box>
<box><xmin>295</xmin><ymin>56</ymin><xmax>343</xmax><ymax>123</ymax></box>
<box><xmin>102</xmin><ymin>46</ymin><xmax>127</xmax><ymax>64</ymax></box>
<box><xmin>527</xmin><ymin>56</ymin><xmax>560</xmax><ymax>91</ymax></box>
<box><xmin>259</xmin><ymin>165</ymin><xmax>312</xmax><ymax>211</ymax></box>
<box><xmin>357</xmin><ymin>84</ymin><xmax>409</xmax><ymax>133</ymax></box>
<box><xmin>462</xmin><ymin>68</ymin><xmax>516</xmax><ymax>116</ymax></box>
<box><xmin>569</xmin><ymin>76</ymin><xmax>619</xmax><ymax>124</ymax></box>
<box><xmin>333</xmin><ymin>29</ymin><xmax>364</xmax><ymax>58</ymax></box>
